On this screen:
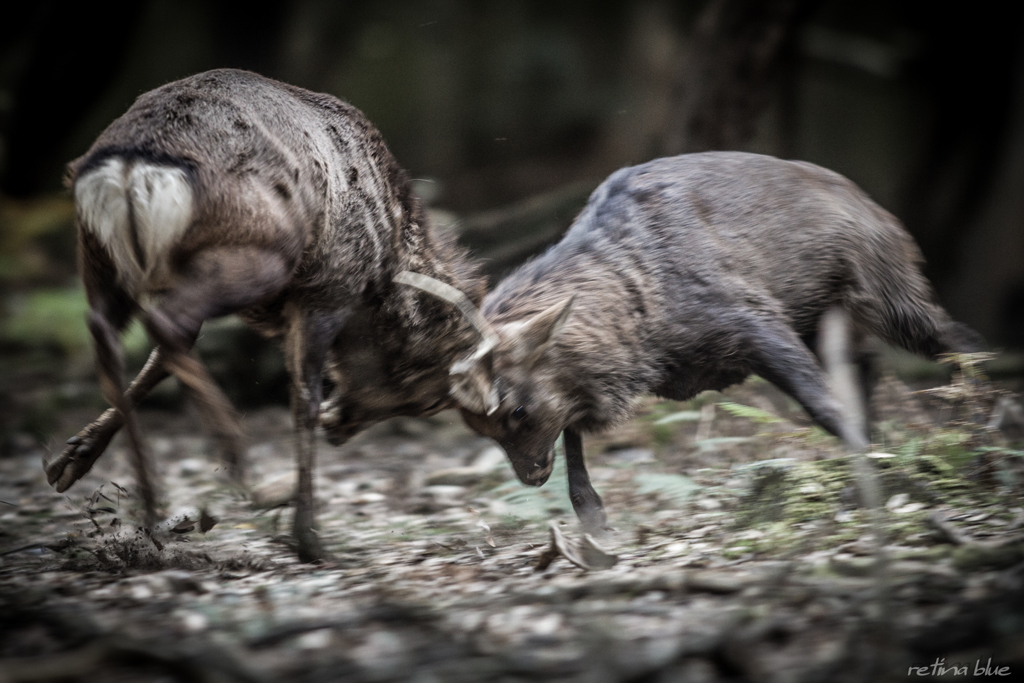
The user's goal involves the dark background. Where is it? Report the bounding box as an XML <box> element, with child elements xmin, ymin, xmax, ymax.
<box><xmin>2</xmin><ymin>0</ymin><xmax>1023</xmax><ymax>434</ymax></box>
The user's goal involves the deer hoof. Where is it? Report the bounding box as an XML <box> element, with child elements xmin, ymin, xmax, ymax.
<box><xmin>577</xmin><ymin>503</ymin><xmax>607</xmax><ymax>536</ymax></box>
<box><xmin>46</xmin><ymin>431</ymin><xmax>111</xmax><ymax>492</ymax></box>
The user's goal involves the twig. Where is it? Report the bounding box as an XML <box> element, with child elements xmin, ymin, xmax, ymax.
<box><xmin>926</xmin><ymin>511</ymin><xmax>969</xmax><ymax>545</ymax></box>
<box><xmin>0</xmin><ymin>543</ymin><xmax>45</xmax><ymax>557</ymax></box>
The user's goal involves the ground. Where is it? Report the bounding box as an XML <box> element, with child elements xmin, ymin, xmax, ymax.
<box><xmin>1</xmin><ymin>369</ymin><xmax>1023</xmax><ymax>683</ymax></box>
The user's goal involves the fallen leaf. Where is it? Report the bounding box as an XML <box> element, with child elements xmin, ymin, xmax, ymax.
<box><xmin>171</xmin><ymin>519</ymin><xmax>197</xmax><ymax>534</ymax></box>
<box><xmin>535</xmin><ymin>521</ymin><xmax>618</xmax><ymax>571</ymax></box>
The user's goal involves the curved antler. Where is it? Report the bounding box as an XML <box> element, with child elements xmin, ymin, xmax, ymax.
<box><xmin>395</xmin><ymin>271</ymin><xmax>499</xmax><ymax>357</ymax></box>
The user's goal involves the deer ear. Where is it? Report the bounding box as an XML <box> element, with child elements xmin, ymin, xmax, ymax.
<box><xmin>449</xmin><ymin>349</ymin><xmax>499</xmax><ymax>415</ymax></box>
<box><xmin>518</xmin><ymin>296</ymin><xmax>574</xmax><ymax>365</ymax></box>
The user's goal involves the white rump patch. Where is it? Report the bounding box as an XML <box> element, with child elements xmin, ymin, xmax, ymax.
<box><xmin>127</xmin><ymin>163</ymin><xmax>193</xmax><ymax>288</ymax></box>
<box><xmin>75</xmin><ymin>160</ymin><xmax>193</xmax><ymax>295</ymax></box>
<box><xmin>76</xmin><ymin>159</ymin><xmax>136</xmax><ymax>289</ymax></box>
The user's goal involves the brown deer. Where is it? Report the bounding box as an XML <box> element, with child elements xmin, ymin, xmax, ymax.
<box><xmin>438</xmin><ymin>152</ymin><xmax>984</xmax><ymax>531</ymax></box>
<box><xmin>48</xmin><ymin>69</ymin><xmax>486</xmax><ymax>561</ymax></box>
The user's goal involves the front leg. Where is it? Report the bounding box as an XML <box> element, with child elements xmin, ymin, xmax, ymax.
<box><xmin>47</xmin><ymin>346</ymin><xmax>172</xmax><ymax>493</ymax></box>
<box><xmin>285</xmin><ymin>307</ymin><xmax>347</xmax><ymax>562</ymax></box>
<box><xmin>564</xmin><ymin>428</ymin><xmax>606</xmax><ymax>533</ymax></box>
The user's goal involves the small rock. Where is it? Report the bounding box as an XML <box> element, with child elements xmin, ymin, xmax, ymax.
<box><xmin>177</xmin><ymin>610</ymin><xmax>208</xmax><ymax>632</ymax></box>
<box><xmin>297</xmin><ymin>628</ymin><xmax>333</xmax><ymax>650</ymax></box>
<box><xmin>885</xmin><ymin>493</ymin><xmax>910</xmax><ymax>510</ymax></box>
<box><xmin>177</xmin><ymin>458</ymin><xmax>206</xmax><ymax>477</ymax></box>
<box><xmin>129</xmin><ymin>582</ymin><xmax>154</xmax><ymax>600</ymax></box>
<box><xmin>798</xmin><ymin>482</ymin><xmax>825</xmax><ymax>498</ymax></box>
<box><xmin>531</xmin><ymin>612</ymin><xmax>564</xmax><ymax>636</ymax></box>
<box><xmin>354</xmin><ymin>492</ymin><xmax>386</xmax><ymax>504</ymax></box>
<box><xmin>893</xmin><ymin>502</ymin><xmax>927</xmax><ymax>515</ymax></box>
<box><xmin>663</xmin><ymin>542</ymin><xmax>690</xmax><ymax>556</ymax></box>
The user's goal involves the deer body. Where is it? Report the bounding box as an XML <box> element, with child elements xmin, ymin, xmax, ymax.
<box><xmin>451</xmin><ymin>152</ymin><xmax>982</xmax><ymax>531</ymax></box>
<box><xmin>49</xmin><ymin>69</ymin><xmax>483</xmax><ymax>560</ymax></box>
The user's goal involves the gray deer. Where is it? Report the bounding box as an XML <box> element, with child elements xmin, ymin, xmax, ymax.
<box><xmin>48</xmin><ymin>69</ymin><xmax>486</xmax><ymax>561</ymax></box>
<box><xmin>438</xmin><ymin>152</ymin><xmax>983</xmax><ymax>531</ymax></box>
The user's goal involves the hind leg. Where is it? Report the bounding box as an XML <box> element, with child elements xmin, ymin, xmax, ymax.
<box><xmin>817</xmin><ymin>307</ymin><xmax>871</xmax><ymax>447</ymax></box>
<box><xmin>73</xmin><ymin>232</ymin><xmax>160</xmax><ymax>524</ymax></box>
<box><xmin>49</xmin><ymin>347</ymin><xmax>179</xmax><ymax>492</ymax></box>
<box><xmin>141</xmin><ymin>247</ymin><xmax>292</xmax><ymax>484</ymax></box>
<box><xmin>742</xmin><ymin>313</ymin><xmax>869</xmax><ymax>452</ymax></box>
<box><xmin>50</xmin><ymin>231</ymin><xmax>139</xmax><ymax>495</ymax></box>
<box><xmin>58</xmin><ymin>230</ymin><xmax>162</xmax><ymax>523</ymax></box>
<box><xmin>133</xmin><ymin>247</ymin><xmax>290</xmax><ymax>491</ymax></box>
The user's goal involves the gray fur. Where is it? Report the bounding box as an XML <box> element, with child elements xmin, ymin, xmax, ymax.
<box><xmin>453</xmin><ymin>152</ymin><xmax>983</xmax><ymax>528</ymax></box>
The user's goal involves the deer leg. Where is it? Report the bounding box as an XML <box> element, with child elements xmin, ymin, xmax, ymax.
<box><xmin>88</xmin><ymin>310</ymin><xmax>160</xmax><ymax>528</ymax></box>
<box><xmin>284</xmin><ymin>308</ymin><xmax>347</xmax><ymax>563</ymax></box>
<box><xmin>56</xmin><ymin>229</ymin><xmax>164</xmax><ymax>523</ymax></box>
<box><xmin>143</xmin><ymin>247</ymin><xmax>292</xmax><ymax>485</ymax></box>
<box><xmin>564</xmin><ymin>428</ymin><xmax>606</xmax><ymax>533</ymax></box>
<box><xmin>48</xmin><ymin>347</ymin><xmax>180</xmax><ymax>492</ymax></box>
<box><xmin>743</xmin><ymin>313</ymin><xmax>869</xmax><ymax>452</ymax></box>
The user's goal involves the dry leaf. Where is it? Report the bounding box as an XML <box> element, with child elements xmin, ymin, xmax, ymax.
<box><xmin>535</xmin><ymin>521</ymin><xmax>618</xmax><ymax>571</ymax></box>
<box><xmin>171</xmin><ymin>519</ymin><xmax>197</xmax><ymax>534</ymax></box>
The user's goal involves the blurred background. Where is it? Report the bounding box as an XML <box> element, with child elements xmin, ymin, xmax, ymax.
<box><xmin>2</xmin><ymin>0</ymin><xmax>1022</xmax><ymax>446</ymax></box>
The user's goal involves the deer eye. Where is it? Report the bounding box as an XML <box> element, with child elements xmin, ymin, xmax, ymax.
<box><xmin>511</xmin><ymin>405</ymin><xmax>527</xmax><ymax>421</ymax></box>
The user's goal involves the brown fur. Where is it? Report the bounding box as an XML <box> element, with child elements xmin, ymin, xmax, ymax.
<box><xmin>48</xmin><ymin>69</ymin><xmax>484</xmax><ymax>560</ymax></box>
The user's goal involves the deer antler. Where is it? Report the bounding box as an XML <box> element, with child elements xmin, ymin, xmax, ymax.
<box><xmin>395</xmin><ymin>271</ymin><xmax>499</xmax><ymax>358</ymax></box>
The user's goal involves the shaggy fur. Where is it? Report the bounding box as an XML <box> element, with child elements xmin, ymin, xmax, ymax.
<box><xmin>454</xmin><ymin>152</ymin><xmax>982</xmax><ymax>529</ymax></box>
<box><xmin>49</xmin><ymin>69</ymin><xmax>485</xmax><ymax>560</ymax></box>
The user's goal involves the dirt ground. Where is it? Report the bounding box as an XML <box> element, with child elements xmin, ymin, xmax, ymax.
<box><xmin>2</xmin><ymin>373</ymin><xmax>1023</xmax><ymax>683</ymax></box>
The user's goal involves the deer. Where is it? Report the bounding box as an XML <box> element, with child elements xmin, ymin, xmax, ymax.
<box><xmin>428</xmin><ymin>152</ymin><xmax>985</xmax><ymax>532</ymax></box>
<box><xmin>47</xmin><ymin>68</ymin><xmax>488</xmax><ymax>561</ymax></box>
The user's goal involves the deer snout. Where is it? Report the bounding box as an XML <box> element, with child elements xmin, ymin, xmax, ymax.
<box><xmin>319</xmin><ymin>400</ymin><xmax>362</xmax><ymax>446</ymax></box>
<box><xmin>508</xmin><ymin>447</ymin><xmax>555</xmax><ymax>487</ymax></box>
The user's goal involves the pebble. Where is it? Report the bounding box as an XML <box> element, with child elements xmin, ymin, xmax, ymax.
<box><xmin>177</xmin><ymin>458</ymin><xmax>206</xmax><ymax>477</ymax></box>
<box><xmin>885</xmin><ymin>493</ymin><xmax>910</xmax><ymax>510</ymax></box>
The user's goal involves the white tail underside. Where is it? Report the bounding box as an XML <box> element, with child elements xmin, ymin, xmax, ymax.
<box><xmin>75</xmin><ymin>159</ymin><xmax>194</xmax><ymax>296</ymax></box>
